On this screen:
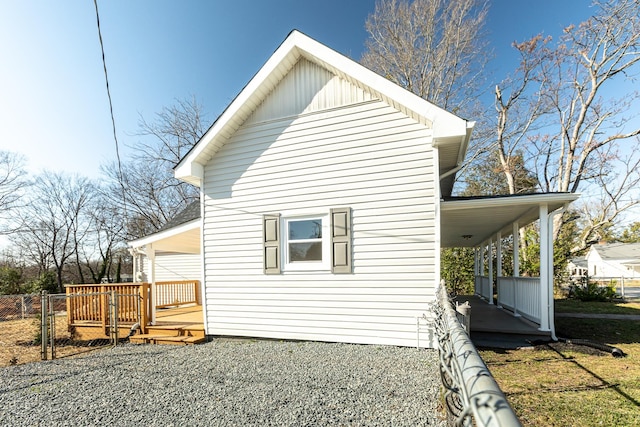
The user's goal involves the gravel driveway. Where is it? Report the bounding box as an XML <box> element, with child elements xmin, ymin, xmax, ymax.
<box><xmin>1</xmin><ymin>339</ymin><xmax>445</xmax><ymax>426</ymax></box>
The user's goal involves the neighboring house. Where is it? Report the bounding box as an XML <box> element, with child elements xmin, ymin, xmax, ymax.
<box><xmin>129</xmin><ymin>30</ymin><xmax>577</xmax><ymax>347</ymax></box>
<box><xmin>585</xmin><ymin>242</ymin><xmax>640</xmax><ymax>279</ymax></box>
<box><xmin>567</xmin><ymin>257</ymin><xmax>588</xmax><ymax>279</ymax></box>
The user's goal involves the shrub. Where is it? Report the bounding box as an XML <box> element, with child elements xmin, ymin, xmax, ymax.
<box><xmin>569</xmin><ymin>281</ymin><xmax>617</xmax><ymax>302</ymax></box>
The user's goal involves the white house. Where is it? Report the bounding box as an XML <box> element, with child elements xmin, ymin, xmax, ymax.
<box><xmin>585</xmin><ymin>242</ymin><xmax>640</xmax><ymax>280</ymax></box>
<box><xmin>129</xmin><ymin>31</ymin><xmax>577</xmax><ymax>347</ymax></box>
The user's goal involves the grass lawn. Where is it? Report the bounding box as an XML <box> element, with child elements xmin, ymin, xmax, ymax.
<box><xmin>480</xmin><ymin>299</ymin><xmax>640</xmax><ymax>426</ymax></box>
<box><xmin>555</xmin><ymin>298</ymin><xmax>640</xmax><ymax>315</ymax></box>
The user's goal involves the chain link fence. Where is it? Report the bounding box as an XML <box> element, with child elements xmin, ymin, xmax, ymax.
<box><xmin>1</xmin><ymin>290</ymin><xmax>142</xmax><ymax>367</ymax></box>
<box><xmin>43</xmin><ymin>292</ymin><xmax>117</xmax><ymax>361</ymax></box>
<box><xmin>431</xmin><ymin>284</ymin><xmax>521</xmax><ymax>427</ymax></box>
<box><xmin>0</xmin><ymin>294</ymin><xmax>41</xmax><ymax>367</ymax></box>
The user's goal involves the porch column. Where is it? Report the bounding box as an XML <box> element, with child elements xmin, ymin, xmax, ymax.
<box><xmin>496</xmin><ymin>231</ymin><xmax>502</xmax><ymax>307</ymax></box>
<box><xmin>539</xmin><ymin>204</ymin><xmax>550</xmax><ymax>331</ymax></box>
<box><xmin>512</xmin><ymin>222</ymin><xmax>520</xmax><ymax>317</ymax></box>
<box><xmin>473</xmin><ymin>247</ymin><xmax>479</xmax><ymax>294</ymax></box>
<box><xmin>479</xmin><ymin>244</ymin><xmax>485</xmax><ymax>276</ymax></box>
<box><xmin>512</xmin><ymin>222</ymin><xmax>519</xmax><ymax>277</ymax></box>
<box><xmin>145</xmin><ymin>244</ymin><xmax>157</xmax><ymax>326</ymax></box>
<box><xmin>496</xmin><ymin>231</ymin><xmax>502</xmax><ymax>278</ymax></box>
<box><xmin>474</xmin><ymin>247</ymin><xmax>479</xmax><ymax>276</ymax></box>
<box><xmin>488</xmin><ymin>237</ymin><xmax>494</xmax><ymax>305</ymax></box>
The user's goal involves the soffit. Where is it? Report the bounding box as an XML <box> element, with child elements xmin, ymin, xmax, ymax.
<box><xmin>441</xmin><ymin>193</ymin><xmax>579</xmax><ymax>247</ymax></box>
<box><xmin>129</xmin><ymin>220</ymin><xmax>200</xmax><ymax>254</ymax></box>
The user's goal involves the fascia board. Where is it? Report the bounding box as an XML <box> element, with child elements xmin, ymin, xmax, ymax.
<box><xmin>441</xmin><ymin>193</ymin><xmax>579</xmax><ymax>211</ymax></box>
<box><xmin>128</xmin><ymin>219</ymin><xmax>200</xmax><ymax>249</ymax></box>
<box><xmin>175</xmin><ymin>34</ymin><xmax>304</xmax><ymax>180</ymax></box>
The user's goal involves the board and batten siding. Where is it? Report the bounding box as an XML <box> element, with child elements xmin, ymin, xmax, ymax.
<box><xmin>142</xmin><ymin>252</ymin><xmax>201</xmax><ymax>283</ymax></box>
<box><xmin>201</xmin><ymin>64</ymin><xmax>438</xmax><ymax>347</ymax></box>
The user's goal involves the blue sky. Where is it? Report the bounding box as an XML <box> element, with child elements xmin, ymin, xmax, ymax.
<box><xmin>0</xmin><ymin>0</ymin><xmax>596</xmax><ymax>179</ymax></box>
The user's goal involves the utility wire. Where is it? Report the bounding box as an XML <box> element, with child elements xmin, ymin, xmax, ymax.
<box><xmin>93</xmin><ymin>0</ymin><xmax>129</xmax><ymax>218</ymax></box>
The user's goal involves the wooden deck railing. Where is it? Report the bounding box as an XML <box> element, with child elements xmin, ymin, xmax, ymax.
<box><xmin>155</xmin><ymin>280</ymin><xmax>200</xmax><ymax>308</ymax></box>
<box><xmin>66</xmin><ymin>283</ymin><xmax>150</xmax><ymax>333</ymax></box>
<box><xmin>65</xmin><ymin>280</ymin><xmax>200</xmax><ymax>332</ymax></box>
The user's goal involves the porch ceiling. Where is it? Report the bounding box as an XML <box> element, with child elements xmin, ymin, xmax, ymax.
<box><xmin>440</xmin><ymin>193</ymin><xmax>579</xmax><ymax>248</ymax></box>
<box><xmin>128</xmin><ymin>220</ymin><xmax>200</xmax><ymax>254</ymax></box>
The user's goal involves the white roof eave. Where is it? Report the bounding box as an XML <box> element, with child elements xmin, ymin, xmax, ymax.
<box><xmin>174</xmin><ymin>30</ymin><xmax>471</xmax><ymax>186</ymax></box>
<box><xmin>128</xmin><ymin>219</ymin><xmax>200</xmax><ymax>249</ymax></box>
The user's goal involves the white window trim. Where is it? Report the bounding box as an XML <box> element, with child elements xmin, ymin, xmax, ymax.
<box><xmin>282</xmin><ymin>213</ymin><xmax>330</xmax><ymax>272</ymax></box>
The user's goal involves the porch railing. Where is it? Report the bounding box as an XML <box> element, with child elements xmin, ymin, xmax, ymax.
<box><xmin>475</xmin><ymin>275</ymin><xmax>491</xmax><ymax>300</ymax></box>
<box><xmin>155</xmin><ymin>280</ymin><xmax>200</xmax><ymax>308</ymax></box>
<box><xmin>497</xmin><ymin>277</ymin><xmax>541</xmax><ymax>324</ymax></box>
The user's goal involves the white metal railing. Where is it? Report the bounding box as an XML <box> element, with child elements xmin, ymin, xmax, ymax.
<box><xmin>497</xmin><ymin>277</ymin><xmax>540</xmax><ymax>324</ymax></box>
<box><xmin>475</xmin><ymin>275</ymin><xmax>491</xmax><ymax>300</ymax></box>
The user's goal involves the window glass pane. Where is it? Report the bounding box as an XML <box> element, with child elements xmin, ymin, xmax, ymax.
<box><xmin>289</xmin><ymin>219</ymin><xmax>322</xmax><ymax>240</ymax></box>
<box><xmin>289</xmin><ymin>242</ymin><xmax>323</xmax><ymax>262</ymax></box>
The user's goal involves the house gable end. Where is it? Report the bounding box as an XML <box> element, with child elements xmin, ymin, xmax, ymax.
<box><xmin>245</xmin><ymin>58</ymin><xmax>377</xmax><ymax>125</ymax></box>
<box><xmin>175</xmin><ymin>31</ymin><xmax>472</xmax><ymax>191</ymax></box>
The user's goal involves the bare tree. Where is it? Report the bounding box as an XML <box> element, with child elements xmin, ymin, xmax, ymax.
<box><xmin>11</xmin><ymin>172</ymin><xmax>95</xmax><ymax>292</ymax></box>
<box><xmin>361</xmin><ymin>0</ymin><xmax>489</xmax><ymax>115</ymax></box>
<box><xmin>0</xmin><ymin>151</ymin><xmax>28</xmax><ymax>230</ymax></box>
<box><xmin>490</xmin><ymin>0</ymin><xmax>640</xmax><ymax>244</ymax></box>
<box><xmin>103</xmin><ymin>96</ymin><xmax>205</xmax><ymax>240</ymax></box>
<box><xmin>493</xmin><ymin>35</ymin><xmax>552</xmax><ymax>195</ymax></box>
<box><xmin>78</xmin><ymin>197</ymin><xmax>126</xmax><ymax>284</ymax></box>
<box><xmin>532</xmin><ymin>0</ymin><xmax>640</xmax><ymax>238</ymax></box>
<box><xmin>572</xmin><ymin>144</ymin><xmax>640</xmax><ymax>251</ymax></box>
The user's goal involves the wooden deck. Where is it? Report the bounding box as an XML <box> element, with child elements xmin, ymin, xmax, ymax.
<box><xmin>64</xmin><ymin>281</ymin><xmax>205</xmax><ymax>345</ymax></box>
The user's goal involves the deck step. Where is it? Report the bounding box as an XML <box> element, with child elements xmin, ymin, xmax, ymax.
<box><xmin>130</xmin><ymin>334</ymin><xmax>205</xmax><ymax>345</ymax></box>
<box><xmin>129</xmin><ymin>334</ymin><xmax>170</xmax><ymax>344</ymax></box>
<box><xmin>129</xmin><ymin>325</ymin><xmax>206</xmax><ymax>345</ymax></box>
<box><xmin>152</xmin><ymin>336</ymin><xmax>206</xmax><ymax>345</ymax></box>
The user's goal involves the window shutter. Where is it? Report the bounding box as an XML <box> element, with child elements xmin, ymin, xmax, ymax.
<box><xmin>330</xmin><ymin>207</ymin><xmax>351</xmax><ymax>274</ymax></box>
<box><xmin>263</xmin><ymin>214</ymin><xmax>281</xmax><ymax>274</ymax></box>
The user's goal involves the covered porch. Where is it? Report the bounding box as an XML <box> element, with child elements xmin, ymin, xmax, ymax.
<box><xmin>441</xmin><ymin>193</ymin><xmax>579</xmax><ymax>340</ymax></box>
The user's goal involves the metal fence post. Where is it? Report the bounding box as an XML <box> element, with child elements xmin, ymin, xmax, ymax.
<box><xmin>110</xmin><ymin>290</ymin><xmax>118</xmax><ymax>346</ymax></box>
<box><xmin>40</xmin><ymin>291</ymin><xmax>48</xmax><ymax>361</ymax></box>
<box><xmin>456</xmin><ymin>301</ymin><xmax>471</xmax><ymax>334</ymax></box>
<box><xmin>50</xmin><ymin>295</ymin><xmax>56</xmax><ymax>360</ymax></box>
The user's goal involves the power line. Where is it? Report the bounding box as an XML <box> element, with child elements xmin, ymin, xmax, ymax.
<box><xmin>93</xmin><ymin>0</ymin><xmax>129</xmax><ymax>220</ymax></box>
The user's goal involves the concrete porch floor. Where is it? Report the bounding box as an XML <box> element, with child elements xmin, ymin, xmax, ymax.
<box><xmin>454</xmin><ymin>295</ymin><xmax>552</xmax><ymax>349</ymax></box>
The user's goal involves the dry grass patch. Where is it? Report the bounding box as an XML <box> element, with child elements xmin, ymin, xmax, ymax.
<box><xmin>0</xmin><ymin>318</ymin><xmax>42</xmax><ymax>367</ymax></box>
<box><xmin>0</xmin><ymin>315</ymin><xmax>108</xmax><ymax>367</ymax></box>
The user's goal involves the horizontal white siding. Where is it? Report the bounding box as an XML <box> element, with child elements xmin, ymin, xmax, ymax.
<box><xmin>142</xmin><ymin>252</ymin><xmax>201</xmax><ymax>282</ymax></box>
<box><xmin>202</xmin><ymin>97</ymin><xmax>437</xmax><ymax>348</ymax></box>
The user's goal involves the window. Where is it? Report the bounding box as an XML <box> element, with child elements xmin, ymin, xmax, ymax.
<box><xmin>283</xmin><ymin>216</ymin><xmax>329</xmax><ymax>271</ymax></box>
<box><xmin>287</xmin><ymin>218</ymin><xmax>323</xmax><ymax>262</ymax></box>
<box><xmin>262</xmin><ymin>207</ymin><xmax>351</xmax><ymax>274</ymax></box>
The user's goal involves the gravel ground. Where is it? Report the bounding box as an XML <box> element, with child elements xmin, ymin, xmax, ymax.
<box><xmin>1</xmin><ymin>339</ymin><xmax>446</xmax><ymax>426</ymax></box>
